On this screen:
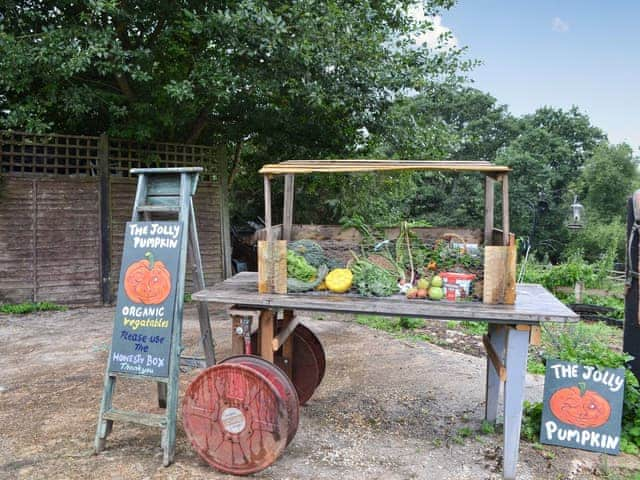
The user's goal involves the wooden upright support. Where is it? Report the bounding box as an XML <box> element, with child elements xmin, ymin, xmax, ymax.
<box><xmin>484</xmin><ymin>175</ymin><xmax>495</xmax><ymax>246</ymax></box>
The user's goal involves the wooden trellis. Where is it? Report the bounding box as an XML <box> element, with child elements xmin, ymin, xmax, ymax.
<box><xmin>0</xmin><ymin>131</ymin><xmax>231</xmax><ymax>305</ymax></box>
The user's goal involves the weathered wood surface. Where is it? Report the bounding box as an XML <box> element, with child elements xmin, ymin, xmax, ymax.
<box><xmin>257</xmin><ymin>240</ymin><xmax>287</xmax><ymax>294</ymax></box>
<box><xmin>0</xmin><ymin>176</ymin><xmax>102</xmax><ymax>304</ymax></box>
<box><xmin>259</xmin><ymin>160</ymin><xmax>511</xmax><ymax>175</ymax></box>
<box><xmin>0</xmin><ymin>175</ymin><xmax>224</xmax><ymax>304</ymax></box>
<box><xmin>193</xmin><ymin>273</ymin><xmax>578</xmax><ymax>325</ymax></box>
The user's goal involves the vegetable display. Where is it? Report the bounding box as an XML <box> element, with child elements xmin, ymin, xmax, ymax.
<box><xmin>286</xmin><ymin>250</ymin><xmax>317</xmax><ymax>282</ymax></box>
<box><xmin>288</xmin><ymin>265</ymin><xmax>329</xmax><ymax>293</ymax></box>
<box><xmin>324</xmin><ymin>268</ymin><xmax>353</xmax><ymax>293</ymax></box>
<box><xmin>282</xmin><ymin>221</ymin><xmax>482</xmax><ymax>301</ymax></box>
<box><xmin>351</xmin><ymin>259</ymin><xmax>398</xmax><ymax>297</ymax></box>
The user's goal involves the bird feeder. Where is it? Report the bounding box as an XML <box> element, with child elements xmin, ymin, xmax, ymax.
<box><xmin>567</xmin><ymin>195</ymin><xmax>585</xmax><ymax>230</ymax></box>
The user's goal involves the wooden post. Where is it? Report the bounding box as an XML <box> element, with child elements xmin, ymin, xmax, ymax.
<box><xmin>231</xmin><ymin>315</ymin><xmax>244</xmax><ymax>355</ymax></box>
<box><xmin>283</xmin><ymin>174</ymin><xmax>295</xmax><ymax>241</ymax></box>
<box><xmin>502</xmin><ymin>327</ymin><xmax>530</xmax><ymax>480</ymax></box>
<box><xmin>279</xmin><ymin>310</ymin><xmax>295</xmax><ymax>378</ymax></box>
<box><xmin>485</xmin><ymin>323</ymin><xmax>506</xmax><ymax>423</ymax></box>
<box><xmin>484</xmin><ymin>175</ymin><xmax>495</xmax><ymax>246</ymax></box>
<box><xmin>501</xmin><ymin>174</ymin><xmax>510</xmax><ymax>246</ymax></box>
<box><xmin>216</xmin><ymin>147</ymin><xmax>233</xmax><ymax>279</ymax></box>
<box><xmin>98</xmin><ymin>133</ymin><xmax>113</xmax><ymax>304</ymax></box>
<box><xmin>259</xmin><ymin>310</ymin><xmax>275</xmax><ymax>363</ymax></box>
<box><xmin>264</xmin><ymin>175</ymin><xmax>272</xmax><ymax>240</ymax></box>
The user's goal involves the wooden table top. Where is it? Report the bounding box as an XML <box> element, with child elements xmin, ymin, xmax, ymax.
<box><xmin>193</xmin><ymin>272</ymin><xmax>579</xmax><ymax>325</ymax></box>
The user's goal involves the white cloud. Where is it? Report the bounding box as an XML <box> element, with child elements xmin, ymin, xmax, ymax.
<box><xmin>551</xmin><ymin>17</ymin><xmax>570</xmax><ymax>33</ymax></box>
<box><xmin>409</xmin><ymin>4</ymin><xmax>457</xmax><ymax>49</ymax></box>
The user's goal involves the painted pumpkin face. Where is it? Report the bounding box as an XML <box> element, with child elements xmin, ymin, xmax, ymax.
<box><xmin>124</xmin><ymin>252</ymin><xmax>172</xmax><ymax>305</ymax></box>
<box><xmin>549</xmin><ymin>386</ymin><xmax>611</xmax><ymax>429</ymax></box>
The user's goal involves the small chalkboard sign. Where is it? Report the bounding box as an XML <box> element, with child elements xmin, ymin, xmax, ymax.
<box><xmin>108</xmin><ymin>222</ymin><xmax>183</xmax><ymax>378</ymax></box>
<box><xmin>540</xmin><ymin>359</ymin><xmax>625</xmax><ymax>454</ymax></box>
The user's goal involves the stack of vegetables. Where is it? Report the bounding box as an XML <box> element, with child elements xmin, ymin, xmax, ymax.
<box><xmin>284</xmin><ymin>221</ymin><xmax>482</xmax><ymax>300</ymax></box>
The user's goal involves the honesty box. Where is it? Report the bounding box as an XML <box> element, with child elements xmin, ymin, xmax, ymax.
<box><xmin>540</xmin><ymin>359</ymin><xmax>625</xmax><ymax>454</ymax></box>
<box><xmin>107</xmin><ymin>221</ymin><xmax>183</xmax><ymax>378</ymax></box>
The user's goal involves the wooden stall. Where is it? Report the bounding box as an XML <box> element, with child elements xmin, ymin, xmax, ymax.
<box><xmin>188</xmin><ymin>160</ymin><xmax>578</xmax><ymax>480</ymax></box>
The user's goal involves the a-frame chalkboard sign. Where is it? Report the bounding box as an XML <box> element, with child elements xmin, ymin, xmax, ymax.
<box><xmin>95</xmin><ymin>167</ymin><xmax>216</xmax><ymax>466</ymax></box>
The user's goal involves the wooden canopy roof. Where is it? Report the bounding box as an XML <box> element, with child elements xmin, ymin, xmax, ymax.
<box><xmin>259</xmin><ymin>159</ymin><xmax>511</xmax><ymax>175</ymax></box>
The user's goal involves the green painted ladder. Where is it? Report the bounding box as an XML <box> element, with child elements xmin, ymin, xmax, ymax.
<box><xmin>94</xmin><ymin>167</ymin><xmax>216</xmax><ymax>466</ymax></box>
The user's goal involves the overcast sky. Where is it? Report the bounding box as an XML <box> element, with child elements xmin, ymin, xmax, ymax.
<box><xmin>438</xmin><ymin>1</ymin><xmax>640</xmax><ymax>152</ymax></box>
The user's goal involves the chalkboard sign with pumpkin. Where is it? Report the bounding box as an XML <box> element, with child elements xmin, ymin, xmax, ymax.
<box><xmin>107</xmin><ymin>222</ymin><xmax>183</xmax><ymax>378</ymax></box>
<box><xmin>541</xmin><ymin>359</ymin><xmax>624</xmax><ymax>454</ymax></box>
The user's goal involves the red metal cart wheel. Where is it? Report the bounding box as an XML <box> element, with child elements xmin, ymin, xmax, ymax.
<box><xmin>276</xmin><ymin>326</ymin><xmax>322</xmax><ymax>405</ymax></box>
<box><xmin>293</xmin><ymin>324</ymin><xmax>326</xmax><ymax>385</ymax></box>
<box><xmin>182</xmin><ymin>363</ymin><xmax>289</xmax><ymax>475</ymax></box>
<box><xmin>220</xmin><ymin>355</ymin><xmax>299</xmax><ymax>446</ymax></box>
<box><xmin>250</xmin><ymin>322</ymin><xmax>326</xmax><ymax>405</ymax></box>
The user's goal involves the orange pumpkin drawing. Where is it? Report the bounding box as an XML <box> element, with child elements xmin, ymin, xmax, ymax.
<box><xmin>124</xmin><ymin>252</ymin><xmax>172</xmax><ymax>305</ymax></box>
<box><xmin>549</xmin><ymin>384</ymin><xmax>611</xmax><ymax>429</ymax></box>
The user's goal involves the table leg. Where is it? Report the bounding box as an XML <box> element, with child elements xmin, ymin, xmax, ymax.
<box><xmin>259</xmin><ymin>310</ymin><xmax>275</xmax><ymax>363</ymax></box>
<box><xmin>485</xmin><ymin>323</ymin><xmax>506</xmax><ymax>423</ymax></box>
<box><xmin>502</xmin><ymin>326</ymin><xmax>529</xmax><ymax>480</ymax></box>
<box><xmin>281</xmin><ymin>310</ymin><xmax>295</xmax><ymax>377</ymax></box>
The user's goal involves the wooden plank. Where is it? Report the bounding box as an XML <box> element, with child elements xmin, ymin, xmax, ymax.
<box><xmin>484</xmin><ymin>175</ymin><xmax>494</xmax><ymax>246</ymax></box>
<box><xmin>482</xmin><ymin>334</ymin><xmax>507</xmax><ymax>382</ymax></box>
<box><xmin>257</xmin><ymin>240</ymin><xmax>287</xmax><ymax>294</ymax></box>
<box><xmin>282</xmin><ymin>174</ymin><xmax>295</xmax><ymax>241</ymax></box>
<box><xmin>264</xmin><ymin>175</ymin><xmax>272</xmax><ymax>237</ymax></box>
<box><xmin>259</xmin><ymin>160</ymin><xmax>511</xmax><ymax>175</ymax></box>
<box><xmin>272</xmin><ymin>316</ymin><xmax>301</xmax><ymax>351</ymax></box>
<box><xmin>501</xmin><ymin>174</ymin><xmax>510</xmax><ymax>246</ymax></box>
<box><xmin>103</xmin><ymin>409</ymin><xmax>167</xmax><ymax>428</ymax></box>
<box><xmin>530</xmin><ymin>325</ymin><xmax>541</xmax><ymax>346</ymax></box>
<box><xmin>281</xmin><ymin>310</ymin><xmax>294</xmax><ymax>377</ymax></box>
<box><xmin>216</xmin><ymin>148</ymin><xmax>233</xmax><ymax>279</ymax></box>
<box><xmin>483</xmin><ymin>244</ymin><xmax>517</xmax><ymax>305</ymax></box>
<box><xmin>502</xmin><ymin>328</ymin><xmax>529</xmax><ymax>480</ymax></box>
<box><xmin>485</xmin><ymin>324</ymin><xmax>506</xmax><ymax>422</ymax></box>
<box><xmin>231</xmin><ymin>315</ymin><xmax>244</xmax><ymax>355</ymax></box>
<box><xmin>259</xmin><ymin>310</ymin><xmax>275</xmax><ymax>363</ymax></box>
<box><xmin>193</xmin><ymin>273</ymin><xmax>579</xmax><ymax>324</ymax></box>
<box><xmin>98</xmin><ymin>134</ymin><xmax>112</xmax><ymax>304</ymax></box>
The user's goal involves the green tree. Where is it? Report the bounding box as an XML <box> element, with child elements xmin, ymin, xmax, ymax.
<box><xmin>577</xmin><ymin>143</ymin><xmax>637</xmax><ymax>220</ymax></box>
<box><xmin>566</xmin><ymin>143</ymin><xmax>638</xmax><ymax>261</ymax></box>
<box><xmin>0</xmin><ymin>0</ymin><xmax>469</xmax><ymax>150</ymax></box>
<box><xmin>496</xmin><ymin>107</ymin><xmax>606</xmax><ymax>261</ymax></box>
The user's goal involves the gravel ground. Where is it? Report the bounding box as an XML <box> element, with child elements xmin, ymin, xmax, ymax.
<box><xmin>1</xmin><ymin>305</ymin><xmax>639</xmax><ymax>480</ymax></box>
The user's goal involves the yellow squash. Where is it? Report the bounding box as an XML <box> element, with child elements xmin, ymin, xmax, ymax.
<box><xmin>325</xmin><ymin>268</ymin><xmax>353</xmax><ymax>293</ymax></box>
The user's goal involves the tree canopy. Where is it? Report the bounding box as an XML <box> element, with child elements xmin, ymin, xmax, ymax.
<box><xmin>0</xmin><ymin>0</ymin><xmax>469</xmax><ymax>151</ymax></box>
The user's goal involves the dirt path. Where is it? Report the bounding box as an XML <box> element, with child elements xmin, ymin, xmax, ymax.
<box><xmin>1</xmin><ymin>305</ymin><xmax>637</xmax><ymax>479</ymax></box>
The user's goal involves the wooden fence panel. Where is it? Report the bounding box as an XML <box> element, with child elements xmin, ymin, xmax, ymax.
<box><xmin>34</xmin><ymin>178</ymin><xmax>101</xmax><ymax>304</ymax></box>
<box><xmin>0</xmin><ymin>178</ymin><xmax>36</xmax><ymax>302</ymax></box>
<box><xmin>1</xmin><ymin>131</ymin><xmax>228</xmax><ymax>305</ymax></box>
<box><xmin>193</xmin><ymin>183</ymin><xmax>224</xmax><ymax>287</ymax></box>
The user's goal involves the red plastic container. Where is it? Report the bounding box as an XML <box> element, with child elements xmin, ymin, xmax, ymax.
<box><xmin>440</xmin><ymin>272</ymin><xmax>476</xmax><ymax>300</ymax></box>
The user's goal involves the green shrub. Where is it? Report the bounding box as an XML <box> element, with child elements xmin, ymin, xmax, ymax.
<box><xmin>519</xmin><ymin>249</ymin><xmax>616</xmax><ymax>291</ymax></box>
<box><xmin>0</xmin><ymin>302</ymin><xmax>67</xmax><ymax>314</ymax></box>
<box><xmin>566</xmin><ymin>219</ymin><xmax>626</xmax><ymax>264</ymax></box>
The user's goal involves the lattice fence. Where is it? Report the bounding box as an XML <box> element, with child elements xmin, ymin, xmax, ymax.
<box><xmin>0</xmin><ymin>131</ymin><xmax>218</xmax><ymax>179</ymax></box>
<box><xmin>0</xmin><ymin>130</ymin><xmax>228</xmax><ymax>305</ymax></box>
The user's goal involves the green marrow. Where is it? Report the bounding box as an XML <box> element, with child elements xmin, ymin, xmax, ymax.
<box><xmin>287</xmin><ymin>264</ymin><xmax>329</xmax><ymax>293</ymax></box>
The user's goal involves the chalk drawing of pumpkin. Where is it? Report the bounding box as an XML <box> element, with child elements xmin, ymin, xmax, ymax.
<box><xmin>124</xmin><ymin>252</ymin><xmax>172</xmax><ymax>305</ymax></box>
<box><xmin>549</xmin><ymin>383</ymin><xmax>611</xmax><ymax>429</ymax></box>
